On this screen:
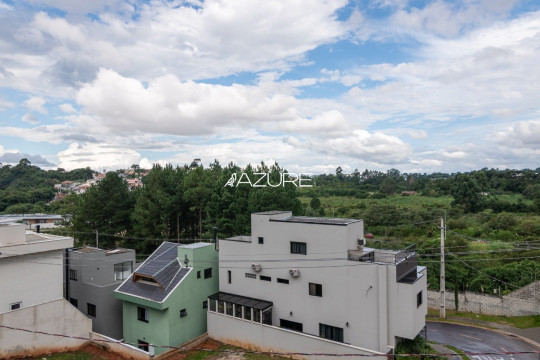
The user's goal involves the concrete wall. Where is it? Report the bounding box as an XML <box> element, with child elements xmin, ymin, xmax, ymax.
<box><xmin>218</xmin><ymin>212</ymin><xmax>426</xmax><ymax>353</ymax></box>
<box><xmin>0</xmin><ymin>249</ymin><xmax>64</xmax><ymax>313</ymax></box>
<box><xmin>91</xmin><ymin>332</ymin><xmax>150</xmax><ymax>360</ymax></box>
<box><xmin>0</xmin><ymin>299</ymin><xmax>92</xmax><ymax>359</ymax></box>
<box><xmin>67</xmin><ymin>248</ymin><xmax>135</xmax><ymax>339</ymax></box>
<box><xmin>427</xmin><ymin>283</ymin><xmax>540</xmax><ymax>316</ymax></box>
<box><xmin>208</xmin><ymin>311</ymin><xmax>386</xmax><ymax>360</ymax></box>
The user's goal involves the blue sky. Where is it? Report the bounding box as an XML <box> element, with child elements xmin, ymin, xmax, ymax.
<box><xmin>0</xmin><ymin>0</ymin><xmax>539</xmax><ymax>173</ymax></box>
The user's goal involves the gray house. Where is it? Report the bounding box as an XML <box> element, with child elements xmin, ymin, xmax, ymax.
<box><xmin>66</xmin><ymin>246</ymin><xmax>136</xmax><ymax>339</ymax></box>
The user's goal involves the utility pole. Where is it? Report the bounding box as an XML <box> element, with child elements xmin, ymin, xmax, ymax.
<box><xmin>95</xmin><ymin>229</ymin><xmax>99</xmax><ymax>249</ymax></box>
<box><xmin>440</xmin><ymin>217</ymin><xmax>446</xmax><ymax>319</ymax></box>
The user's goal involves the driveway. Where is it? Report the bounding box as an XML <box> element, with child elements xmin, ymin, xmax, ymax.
<box><xmin>427</xmin><ymin>322</ymin><xmax>539</xmax><ymax>360</ymax></box>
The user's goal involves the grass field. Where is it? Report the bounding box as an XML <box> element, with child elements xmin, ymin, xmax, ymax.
<box><xmin>427</xmin><ymin>309</ymin><xmax>540</xmax><ymax>329</ymax></box>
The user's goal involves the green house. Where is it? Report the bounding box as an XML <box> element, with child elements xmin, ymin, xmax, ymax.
<box><xmin>114</xmin><ymin>242</ymin><xmax>218</xmax><ymax>355</ymax></box>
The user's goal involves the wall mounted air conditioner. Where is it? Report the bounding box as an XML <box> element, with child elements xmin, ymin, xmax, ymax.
<box><xmin>252</xmin><ymin>263</ymin><xmax>262</xmax><ymax>272</ymax></box>
<box><xmin>289</xmin><ymin>268</ymin><xmax>300</xmax><ymax>277</ymax></box>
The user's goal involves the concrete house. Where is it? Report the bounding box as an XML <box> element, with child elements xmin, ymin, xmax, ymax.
<box><xmin>66</xmin><ymin>246</ymin><xmax>136</xmax><ymax>339</ymax></box>
<box><xmin>114</xmin><ymin>242</ymin><xmax>218</xmax><ymax>355</ymax></box>
<box><xmin>0</xmin><ymin>223</ymin><xmax>73</xmax><ymax>312</ymax></box>
<box><xmin>208</xmin><ymin>211</ymin><xmax>427</xmax><ymax>355</ymax></box>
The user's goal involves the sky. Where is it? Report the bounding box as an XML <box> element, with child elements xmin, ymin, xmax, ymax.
<box><xmin>0</xmin><ymin>0</ymin><xmax>539</xmax><ymax>174</ymax></box>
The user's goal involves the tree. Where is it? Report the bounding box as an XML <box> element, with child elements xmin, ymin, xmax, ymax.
<box><xmin>310</xmin><ymin>195</ymin><xmax>321</xmax><ymax>210</ymax></box>
<box><xmin>451</xmin><ymin>174</ymin><xmax>484</xmax><ymax>213</ymax></box>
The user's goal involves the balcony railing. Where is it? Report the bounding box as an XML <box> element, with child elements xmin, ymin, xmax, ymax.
<box><xmin>348</xmin><ymin>244</ymin><xmax>418</xmax><ymax>282</ymax></box>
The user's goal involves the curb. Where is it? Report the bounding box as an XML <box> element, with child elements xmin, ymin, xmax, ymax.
<box><xmin>426</xmin><ymin>320</ymin><xmax>540</xmax><ymax>349</ymax></box>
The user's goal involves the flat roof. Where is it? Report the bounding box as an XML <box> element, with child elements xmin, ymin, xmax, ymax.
<box><xmin>179</xmin><ymin>242</ymin><xmax>213</xmax><ymax>249</ymax></box>
<box><xmin>209</xmin><ymin>292</ymin><xmax>273</xmax><ymax>311</ymax></box>
<box><xmin>253</xmin><ymin>211</ymin><xmax>290</xmax><ymax>215</ymax></box>
<box><xmin>270</xmin><ymin>216</ymin><xmax>361</xmax><ymax>226</ymax></box>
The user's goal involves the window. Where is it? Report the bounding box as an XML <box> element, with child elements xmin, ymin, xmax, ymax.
<box><xmin>204</xmin><ymin>268</ymin><xmax>212</xmax><ymax>279</ymax></box>
<box><xmin>291</xmin><ymin>242</ymin><xmax>307</xmax><ymax>255</ymax></box>
<box><xmin>253</xmin><ymin>309</ymin><xmax>261</xmax><ymax>323</ymax></box>
<box><xmin>277</xmin><ymin>278</ymin><xmax>289</xmax><ymax>284</ymax></box>
<box><xmin>10</xmin><ymin>302</ymin><xmax>21</xmax><ymax>310</ymax></box>
<box><xmin>260</xmin><ymin>275</ymin><xmax>271</xmax><ymax>281</ymax></box>
<box><xmin>138</xmin><ymin>340</ymin><xmax>149</xmax><ymax>352</ymax></box>
<box><xmin>243</xmin><ymin>306</ymin><xmax>252</xmax><ymax>321</ymax></box>
<box><xmin>180</xmin><ymin>308</ymin><xmax>188</xmax><ymax>318</ymax></box>
<box><xmin>226</xmin><ymin>302</ymin><xmax>233</xmax><ymax>316</ymax></box>
<box><xmin>137</xmin><ymin>306</ymin><xmax>148</xmax><ymax>322</ymax></box>
<box><xmin>133</xmin><ymin>274</ymin><xmax>159</xmax><ymax>285</ymax></box>
<box><xmin>228</xmin><ymin>270</ymin><xmax>231</xmax><ymax>284</ymax></box>
<box><xmin>114</xmin><ymin>261</ymin><xmax>132</xmax><ymax>281</ymax></box>
<box><xmin>319</xmin><ymin>323</ymin><xmax>343</xmax><ymax>342</ymax></box>
<box><xmin>417</xmin><ymin>291</ymin><xmax>423</xmax><ymax>307</ymax></box>
<box><xmin>235</xmin><ymin>304</ymin><xmax>243</xmax><ymax>318</ymax></box>
<box><xmin>203</xmin><ymin>300</ymin><xmax>208</xmax><ymax>309</ymax></box>
<box><xmin>258</xmin><ymin>237</ymin><xmax>264</xmax><ymax>244</ymax></box>
<box><xmin>245</xmin><ymin>273</ymin><xmax>256</xmax><ymax>279</ymax></box>
<box><xmin>197</xmin><ymin>271</ymin><xmax>201</xmax><ymax>279</ymax></box>
<box><xmin>87</xmin><ymin>303</ymin><xmax>96</xmax><ymax>317</ymax></box>
<box><xmin>280</xmin><ymin>319</ymin><xmax>303</xmax><ymax>332</ymax></box>
<box><xmin>309</xmin><ymin>283</ymin><xmax>322</xmax><ymax>297</ymax></box>
<box><xmin>69</xmin><ymin>298</ymin><xmax>78</xmax><ymax>308</ymax></box>
<box><xmin>209</xmin><ymin>299</ymin><xmax>216</xmax><ymax>311</ymax></box>
<box><xmin>69</xmin><ymin>269</ymin><xmax>77</xmax><ymax>281</ymax></box>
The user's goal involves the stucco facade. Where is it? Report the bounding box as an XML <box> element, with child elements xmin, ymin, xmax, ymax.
<box><xmin>66</xmin><ymin>247</ymin><xmax>136</xmax><ymax>339</ymax></box>
<box><xmin>212</xmin><ymin>211</ymin><xmax>427</xmax><ymax>354</ymax></box>
<box><xmin>0</xmin><ymin>224</ymin><xmax>73</xmax><ymax>313</ymax></box>
<box><xmin>115</xmin><ymin>242</ymin><xmax>219</xmax><ymax>355</ymax></box>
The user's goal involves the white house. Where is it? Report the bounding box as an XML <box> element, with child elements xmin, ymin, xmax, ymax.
<box><xmin>208</xmin><ymin>211</ymin><xmax>426</xmax><ymax>355</ymax></box>
<box><xmin>0</xmin><ymin>223</ymin><xmax>73</xmax><ymax>312</ymax></box>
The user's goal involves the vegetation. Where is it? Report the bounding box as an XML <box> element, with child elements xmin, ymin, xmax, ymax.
<box><xmin>395</xmin><ymin>335</ymin><xmax>444</xmax><ymax>360</ymax></box>
<box><xmin>427</xmin><ymin>309</ymin><xmax>540</xmax><ymax>329</ymax></box>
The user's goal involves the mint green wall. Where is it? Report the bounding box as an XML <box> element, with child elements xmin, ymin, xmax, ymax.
<box><xmin>122</xmin><ymin>301</ymin><xmax>170</xmax><ymax>353</ymax></box>
<box><xmin>118</xmin><ymin>243</ymin><xmax>218</xmax><ymax>356</ymax></box>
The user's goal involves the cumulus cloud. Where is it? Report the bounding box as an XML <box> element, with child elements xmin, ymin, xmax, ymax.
<box><xmin>22</xmin><ymin>113</ymin><xmax>39</xmax><ymax>124</ymax></box>
<box><xmin>57</xmin><ymin>143</ymin><xmax>142</xmax><ymax>171</ymax></box>
<box><xmin>0</xmin><ymin>151</ymin><xmax>55</xmax><ymax>167</ymax></box>
<box><xmin>59</xmin><ymin>103</ymin><xmax>77</xmax><ymax>114</ymax></box>
<box><xmin>23</xmin><ymin>96</ymin><xmax>47</xmax><ymax>113</ymax></box>
<box><xmin>496</xmin><ymin>120</ymin><xmax>540</xmax><ymax>149</ymax></box>
<box><xmin>76</xmin><ymin>69</ymin><xmax>300</xmax><ymax>136</ymax></box>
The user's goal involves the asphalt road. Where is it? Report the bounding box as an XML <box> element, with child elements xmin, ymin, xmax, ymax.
<box><xmin>426</xmin><ymin>322</ymin><xmax>539</xmax><ymax>360</ymax></box>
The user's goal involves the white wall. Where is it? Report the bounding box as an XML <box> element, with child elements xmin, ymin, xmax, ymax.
<box><xmin>0</xmin><ymin>299</ymin><xmax>92</xmax><ymax>359</ymax></box>
<box><xmin>208</xmin><ymin>311</ymin><xmax>386</xmax><ymax>360</ymax></box>
<box><xmin>218</xmin><ymin>212</ymin><xmax>426</xmax><ymax>353</ymax></box>
<box><xmin>0</xmin><ymin>249</ymin><xmax>65</xmax><ymax>313</ymax></box>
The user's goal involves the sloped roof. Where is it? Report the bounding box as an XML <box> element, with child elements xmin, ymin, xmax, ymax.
<box><xmin>115</xmin><ymin>241</ymin><xmax>190</xmax><ymax>303</ymax></box>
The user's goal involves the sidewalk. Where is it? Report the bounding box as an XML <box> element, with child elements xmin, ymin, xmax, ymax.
<box><xmin>427</xmin><ymin>314</ymin><xmax>540</xmax><ymax>347</ymax></box>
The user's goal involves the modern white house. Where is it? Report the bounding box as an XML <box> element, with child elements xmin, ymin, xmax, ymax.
<box><xmin>208</xmin><ymin>211</ymin><xmax>426</xmax><ymax>356</ymax></box>
<box><xmin>0</xmin><ymin>223</ymin><xmax>73</xmax><ymax>313</ymax></box>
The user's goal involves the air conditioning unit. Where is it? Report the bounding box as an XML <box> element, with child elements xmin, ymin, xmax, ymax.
<box><xmin>252</xmin><ymin>263</ymin><xmax>262</xmax><ymax>272</ymax></box>
<box><xmin>289</xmin><ymin>268</ymin><xmax>300</xmax><ymax>277</ymax></box>
<box><xmin>358</xmin><ymin>238</ymin><xmax>366</xmax><ymax>246</ymax></box>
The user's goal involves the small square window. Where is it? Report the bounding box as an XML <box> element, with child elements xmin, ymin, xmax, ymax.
<box><xmin>69</xmin><ymin>269</ymin><xmax>77</xmax><ymax>281</ymax></box>
<box><xmin>258</xmin><ymin>237</ymin><xmax>264</xmax><ymax>244</ymax></box>
<box><xmin>138</xmin><ymin>340</ymin><xmax>149</xmax><ymax>352</ymax></box>
<box><xmin>197</xmin><ymin>271</ymin><xmax>201</xmax><ymax>278</ymax></box>
<box><xmin>291</xmin><ymin>242</ymin><xmax>307</xmax><ymax>255</ymax></box>
<box><xmin>417</xmin><ymin>291</ymin><xmax>423</xmax><ymax>307</ymax></box>
<box><xmin>10</xmin><ymin>302</ymin><xmax>21</xmax><ymax>310</ymax></box>
<box><xmin>137</xmin><ymin>306</ymin><xmax>148</xmax><ymax>322</ymax></box>
<box><xmin>204</xmin><ymin>268</ymin><xmax>212</xmax><ymax>279</ymax></box>
<box><xmin>87</xmin><ymin>303</ymin><xmax>96</xmax><ymax>317</ymax></box>
<box><xmin>180</xmin><ymin>308</ymin><xmax>188</xmax><ymax>318</ymax></box>
<box><xmin>203</xmin><ymin>300</ymin><xmax>208</xmax><ymax>309</ymax></box>
<box><xmin>309</xmin><ymin>283</ymin><xmax>322</xmax><ymax>297</ymax></box>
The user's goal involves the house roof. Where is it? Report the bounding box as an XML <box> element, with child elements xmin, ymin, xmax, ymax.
<box><xmin>115</xmin><ymin>241</ymin><xmax>190</xmax><ymax>303</ymax></box>
<box><xmin>270</xmin><ymin>216</ymin><xmax>361</xmax><ymax>226</ymax></box>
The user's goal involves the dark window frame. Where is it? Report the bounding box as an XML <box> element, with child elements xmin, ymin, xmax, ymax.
<box><xmin>87</xmin><ymin>303</ymin><xmax>96</xmax><ymax>317</ymax></box>
<box><xmin>137</xmin><ymin>306</ymin><xmax>149</xmax><ymax>323</ymax></box>
<box><xmin>258</xmin><ymin>236</ymin><xmax>264</xmax><ymax>244</ymax></box>
<box><xmin>203</xmin><ymin>300</ymin><xmax>208</xmax><ymax>309</ymax></box>
<box><xmin>180</xmin><ymin>308</ymin><xmax>188</xmax><ymax>318</ymax></box>
<box><xmin>319</xmin><ymin>323</ymin><xmax>344</xmax><ymax>342</ymax></box>
<box><xmin>417</xmin><ymin>291</ymin><xmax>423</xmax><ymax>307</ymax></box>
<box><xmin>69</xmin><ymin>298</ymin><xmax>78</xmax><ymax>308</ymax></box>
<box><xmin>309</xmin><ymin>283</ymin><xmax>322</xmax><ymax>297</ymax></box>
<box><xmin>69</xmin><ymin>269</ymin><xmax>77</xmax><ymax>281</ymax></box>
<box><xmin>10</xmin><ymin>302</ymin><xmax>21</xmax><ymax>310</ymax></box>
<box><xmin>197</xmin><ymin>271</ymin><xmax>201</xmax><ymax>279</ymax></box>
<box><xmin>277</xmin><ymin>278</ymin><xmax>289</xmax><ymax>284</ymax></box>
<box><xmin>204</xmin><ymin>268</ymin><xmax>212</xmax><ymax>279</ymax></box>
<box><xmin>138</xmin><ymin>339</ymin><xmax>149</xmax><ymax>352</ymax></box>
<box><xmin>260</xmin><ymin>275</ymin><xmax>271</xmax><ymax>281</ymax></box>
<box><xmin>245</xmin><ymin>273</ymin><xmax>256</xmax><ymax>279</ymax></box>
<box><xmin>228</xmin><ymin>270</ymin><xmax>231</xmax><ymax>284</ymax></box>
<box><xmin>290</xmin><ymin>241</ymin><xmax>307</xmax><ymax>255</ymax></box>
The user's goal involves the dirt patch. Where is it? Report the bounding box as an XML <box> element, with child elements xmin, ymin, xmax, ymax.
<box><xmin>80</xmin><ymin>343</ymin><xmax>130</xmax><ymax>360</ymax></box>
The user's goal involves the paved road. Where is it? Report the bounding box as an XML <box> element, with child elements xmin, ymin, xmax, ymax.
<box><xmin>426</xmin><ymin>322</ymin><xmax>539</xmax><ymax>360</ymax></box>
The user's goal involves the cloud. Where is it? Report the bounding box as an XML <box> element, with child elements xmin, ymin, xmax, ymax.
<box><xmin>0</xmin><ymin>98</ymin><xmax>15</xmax><ymax>110</ymax></box>
<box><xmin>76</xmin><ymin>69</ymin><xmax>300</xmax><ymax>136</ymax></box>
<box><xmin>22</xmin><ymin>113</ymin><xmax>39</xmax><ymax>124</ymax></box>
<box><xmin>496</xmin><ymin>120</ymin><xmax>540</xmax><ymax>150</ymax></box>
<box><xmin>59</xmin><ymin>103</ymin><xmax>77</xmax><ymax>114</ymax></box>
<box><xmin>57</xmin><ymin>143</ymin><xmax>142</xmax><ymax>171</ymax></box>
<box><xmin>0</xmin><ymin>151</ymin><xmax>55</xmax><ymax>167</ymax></box>
<box><xmin>23</xmin><ymin>96</ymin><xmax>47</xmax><ymax>113</ymax></box>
